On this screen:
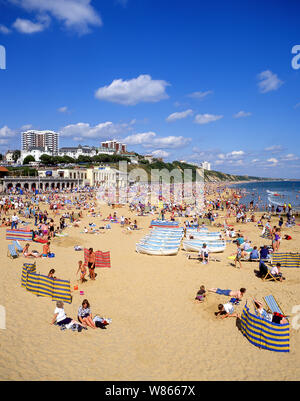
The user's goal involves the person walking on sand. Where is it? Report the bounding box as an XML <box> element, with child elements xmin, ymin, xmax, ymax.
<box><xmin>232</xmin><ymin>243</ymin><xmax>242</xmax><ymax>268</ymax></box>
<box><xmin>87</xmin><ymin>248</ymin><xmax>96</xmax><ymax>280</ymax></box>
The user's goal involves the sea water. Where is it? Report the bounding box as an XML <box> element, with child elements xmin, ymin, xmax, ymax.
<box><xmin>230</xmin><ymin>181</ymin><xmax>300</xmax><ymax>211</ymax></box>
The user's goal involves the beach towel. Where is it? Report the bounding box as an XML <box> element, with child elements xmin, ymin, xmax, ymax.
<box><xmin>272</xmin><ymin>253</ymin><xmax>300</xmax><ymax>268</ymax></box>
<box><xmin>21</xmin><ymin>263</ymin><xmax>72</xmax><ymax>304</ymax></box>
<box><xmin>240</xmin><ymin>303</ymin><xmax>290</xmax><ymax>352</ymax></box>
<box><xmin>6</xmin><ymin>229</ymin><xmax>33</xmax><ymax>242</ymax></box>
<box><xmin>83</xmin><ymin>248</ymin><xmax>111</xmax><ymax>268</ymax></box>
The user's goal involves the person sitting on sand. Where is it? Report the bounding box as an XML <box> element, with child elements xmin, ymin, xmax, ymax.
<box><xmin>78</xmin><ymin>299</ymin><xmax>96</xmax><ymax>329</ymax></box>
<box><xmin>253</xmin><ymin>299</ymin><xmax>288</xmax><ymax>324</ymax></box>
<box><xmin>22</xmin><ymin>243</ymin><xmax>40</xmax><ymax>258</ymax></box>
<box><xmin>215</xmin><ymin>303</ymin><xmax>239</xmax><ymax>319</ymax></box>
<box><xmin>76</xmin><ymin>260</ymin><xmax>87</xmax><ymax>283</ymax></box>
<box><xmin>249</xmin><ymin>246</ymin><xmax>259</xmax><ymax>260</ymax></box>
<box><xmin>209</xmin><ymin>288</ymin><xmax>246</xmax><ymax>301</ymax></box>
<box><xmin>198</xmin><ymin>243</ymin><xmax>210</xmax><ymax>264</ymax></box>
<box><xmin>48</xmin><ymin>269</ymin><xmax>56</xmax><ymax>279</ymax></box>
<box><xmin>195</xmin><ymin>285</ymin><xmax>206</xmax><ymax>302</ymax></box>
<box><xmin>42</xmin><ymin>242</ymin><xmax>51</xmax><ymax>257</ymax></box>
<box><xmin>260</xmin><ymin>245</ymin><xmax>270</xmax><ymax>261</ymax></box>
<box><xmin>51</xmin><ymin>301</ymin><xmax>86</xmax><ymax>329</ymax></box>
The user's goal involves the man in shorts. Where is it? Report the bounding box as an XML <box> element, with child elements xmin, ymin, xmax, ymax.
<box><xmin>87</xmin><ymin>248</ymin><xmax>96</xmax><ymax>280</ymax></box>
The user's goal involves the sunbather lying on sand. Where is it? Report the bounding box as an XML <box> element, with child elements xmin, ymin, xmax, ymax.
<box><xmin>209</xmin><ymin>288</ymin><xmax>246</xmax><ymax>300</ymax></box>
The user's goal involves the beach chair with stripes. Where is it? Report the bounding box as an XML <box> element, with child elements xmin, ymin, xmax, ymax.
<box><xmin>262</xmin><ymin>265</ymin><xmax>282</xmax><ymax>282</ymax></box>
<box><xmin>264</xmin><ymin>295</ymin><xmax>287</xmax><ymax>319</ymax></box>
<box><xmin>7</xmin><ymin>244</ymin><xmax>19</xmax><ymax>259</ymax></box>
<box><xmin>14</xmin><ymin>240</ymin><xmax>23</xmax><ymax>254</ymax></box>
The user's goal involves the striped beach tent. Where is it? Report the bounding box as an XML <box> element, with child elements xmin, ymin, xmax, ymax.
<box><xmin>21</xmin><ymin>263</ymin><xmax>72</xmax><ymax>304</ymax></box>
<box><xmin>6</xmin><ymin>229</ymin><xmax>33</xmax><ymax>241</ymax></box>
<box><xmin>272</xmin><ymin>253</ymin><xmax>300</xmax><ymax>268</ymax></box>
<box><xmin>83</xmin><ymin>248</ymin><xmax>111</xmax><ymax>268</ymax></box>
<box><xmin>261</xmin><ymin>227</ymin><xmax>272</xmax><ymax>240</ymax></box>
<box><xmin>240</xmin><ymin>303</ymin><xmax>290</xmax><ymax>352</ymax></box>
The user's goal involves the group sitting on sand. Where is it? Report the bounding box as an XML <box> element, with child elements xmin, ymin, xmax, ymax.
<box><xmin>51</xmin><ymin>299</ymin><xmax>110</xmax><ymax>331</ymax></box>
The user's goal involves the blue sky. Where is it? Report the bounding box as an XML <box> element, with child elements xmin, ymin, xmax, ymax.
<box><xmin>0</xmin><ymin>0</ymin><xmax>300</xmax><ymax>178</ymax></box>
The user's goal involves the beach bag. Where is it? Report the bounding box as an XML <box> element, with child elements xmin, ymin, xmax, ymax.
<box><xmin>95</xmin><ymin>320</ymin><xmax>108</xmax><ymax>329</ymax></box>
<box><xmin>48</xmin><ymin>253</ymin><xmax>55</xmax><ymax>258</ymax></box>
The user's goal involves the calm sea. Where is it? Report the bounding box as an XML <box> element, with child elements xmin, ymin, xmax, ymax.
<box><xmin>230</xmin><ymin>181</ymin><xmax>300</xmax><ymax>211</ymax></box>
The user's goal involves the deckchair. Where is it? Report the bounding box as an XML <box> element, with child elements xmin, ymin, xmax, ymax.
<box><xmin>7</xmin><ymin>244</ymin><xmax>18</xmax><ymax>259</ymax></box>
<box><xmin>262</xmin><ymin>265</ymin><xmax>282</xmax><ymax>282</ymax></box>
<box><xmin>264</xmin><ymin>295</ymin><xmax>288</xmax><ymax>320</ymax></box>
<box><xmin>14</xmin><ymin>240</ymin><xmax>23</xmax><ymax>253</ymax></box>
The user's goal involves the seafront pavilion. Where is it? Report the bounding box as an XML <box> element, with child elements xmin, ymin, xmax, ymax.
<box><xmin>1</xmin><ymin>176</ymin><xmax>82</xmax><ymax>192</ymax></box>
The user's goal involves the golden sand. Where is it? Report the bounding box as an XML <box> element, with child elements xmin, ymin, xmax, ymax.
<box><xmin>0</xmin><ymin>201</ymin><xmax>300</xmax><ymax>381</ymax></box>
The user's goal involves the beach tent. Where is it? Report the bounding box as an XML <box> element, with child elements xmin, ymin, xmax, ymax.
<box><xmin>6</xmin><ymin>229</ymin><xmax>33</xmax><ymax>242</ymax></box>
<box><xmin>21</xmin><ymin>263</ymin><xmax>72</xmax><ymax>304</ymax></box>
<box><xmin>272</xmin><ymin>253</ymin><xmax>300</xmax><ymax>268</ymax></box>
<box><xmin>240</xmin><ymin>303</ymin><xmax>290</xmax><ymax>352</ymax></box>
<box><xmin>83</xmin><ymin>249</ymin><xmax>111</xmax><ymax>268</ymax></box>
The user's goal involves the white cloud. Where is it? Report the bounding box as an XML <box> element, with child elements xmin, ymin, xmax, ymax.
<box><xmin>281</xmin><ymin>154</ymin><xmax>299</xmax><ymax>161</ymax></box>
<box><xmin>257</xmin><ymin>70</ymin><xmax>284</xmax><ymax>93</ymax></box>
<box><xmin>123</xmin><ymin>132</ymin><xmax>191</xmax><ymax>149</ymax></box>
<box><xmin>21</xmin><ymin>124</ymin><xmax>33</xmax><ymax>130</ymax></box>
<box><xmin>166</xmin><ymin>109</ymin><xmax>193</xmax><ymax>122</ymax></box>
<box><xmin>264</xmin><ymin>145</ymin><xmax>283</xmax><ymax>153</ymax></box>
<box><xmin>58</xmin><ymin>106</ymin><xmax>68</xmax><ymax>113</ymax></box>
<box><xmin>267</xmin><ymin>158</ymin><xmax>278</xmax><ymax>164</ymax></box>
<box><xmin>228</xmin><ymin>150</ymin><xmax>245</xmax><ymax>158</ymax></box>
<box><xmin>60</xmin><ymin>120</ymin><xmax>134</xmax><ymax>138</ymax></box>
<box><xmin>95</xmin><ymin>74</ymin><xmax>170</xmax><ymax>106</ymax></box>
<box><xmin>0</xmin><ymin>25</ymin><xmax>11</xmax><ymax>34</ymax></box>
<box><xmin>0</xmin><ymin>126</ymin><xmax>15</xmax><ymax>137</ymax></box>
<box><xmin>151</xmin><ymin>150</ymin><xmax>170</xmax><ymax>158</ymax></box>
<box><xmin>123</xmin><ymin>132</ymin><xmax>156</xmax><ymax>145</ymax></box>
<box><xmin>10</xmin><ymin>0</ymin><xmax>102</xmax><ymax>34</ymax></box>
<box><xmin>12</xmin><ymin>17</ymin><xmax>48</xmax><ymax>34</ymax></box>
<box><xmin>233</xmin><ymin>110</ymin><xmax>252</xmax><ymax>118</ymax></box>
<box><xmin>194</xmin><ymin>113</ymin><xmax>223</xmax><ymax>125</ymax></box>
<box><xmin>187</xmin><ymin>90</ymin><xmax>213</xmax><ymax>99</ymax></box>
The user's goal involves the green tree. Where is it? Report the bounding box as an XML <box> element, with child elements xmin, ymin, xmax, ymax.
<box><xmin>23</xmin><ymin>155</ymin><xmax>35</xmax><ymax>165</ymax></box>
<box><xmin>40</xmin><ymin>154</ymin><xmax>54</xmax><ymax>165</ymax></box>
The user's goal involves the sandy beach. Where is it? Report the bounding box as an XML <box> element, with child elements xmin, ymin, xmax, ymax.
<box><xmin>0</xmin><ymin>195</ymin><xmax>300</xmax><ymax>381</ymax></box>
